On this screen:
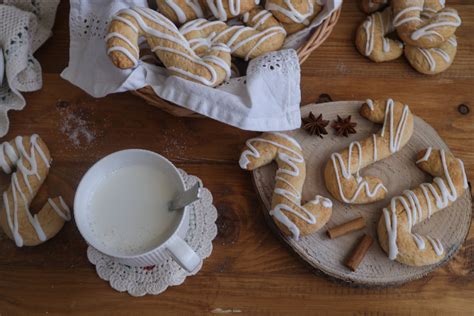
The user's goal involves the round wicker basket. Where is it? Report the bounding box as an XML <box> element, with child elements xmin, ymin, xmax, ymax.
<box><xmin>132</xmin><ymin>7</ymin><xmax>342</xmax><ymax>118</ymax></box>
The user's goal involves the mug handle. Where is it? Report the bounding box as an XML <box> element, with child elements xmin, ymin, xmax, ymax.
<box><xmin>167</xmin><ymin>235</ymin><xmax>201</xmax><ymax>272</ymax></box>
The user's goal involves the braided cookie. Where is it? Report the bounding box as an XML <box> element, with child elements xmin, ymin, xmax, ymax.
<box><xmin>360</xmin><ymin>0</ymin><xmax>389</xmax><ymax>14</ymax></box>
<box><xmin>265</xmin><ymin>0</ymin><xmax>322</xmax><ymax>34</ymax></box>
<box><xmin>180</xmin><ymin>7</ymin><xmax>286</xmax><ymax>61</ymax></box>
<box><xmin>106</xmin><ymin>7</ymin><xmax>231</xmax><ymax>87</ymax></box>
<box><xmin>378</xmin><ymin>148</ymin><xmax>469</xmax><ymax>266</ymax></box>
<box><xmin>156</xmin><ymin>0</ymin><xmax>259</xmax><ymax>24</ymax></box>
<box><xmin>392</xmin><ymin>0</ymin><xmax>461</xmax><ymax>48</ymax></box>
<box><xmin>240</xmin><ymin>133</ymin><xmax>333</xmax><ymax>239</ymax></box>
<box><xmin>404</xmin><ymin>35</ymin><xmax>457</xmax><ymax>75</ymax></box>
<box><xmin>324</xmin><ymin>99</ymin><xmax>414</xmax><ymax>204</ymax></box>
<box><xmin>0</xmin><ymin>135</ymin><xmax>71</xmax><ymax>247</ymax></box>
<box><xmin>355</xmin><ymin>7</ymin><xmax>404</xmax><ymax>62</ymax></box>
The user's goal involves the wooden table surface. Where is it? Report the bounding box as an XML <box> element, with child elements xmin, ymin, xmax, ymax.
<box><xmin>1</xmin><ymin>1</ymin><xmax>473</xmax><ymax>314</ymax></box>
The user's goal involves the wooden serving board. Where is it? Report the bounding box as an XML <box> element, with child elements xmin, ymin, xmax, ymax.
<box><xmin>252</xmin><ymin>101</ymin><xmax>472</xmax><ymax>287</ymax></box>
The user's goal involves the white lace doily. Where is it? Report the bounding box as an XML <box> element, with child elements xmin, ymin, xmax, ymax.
<box><xmin>87</xmin><ymin>169</ymin><xmax>218</xmax><ymax>297</ymax></box>
<box><xmin>0</xmin><ymin>0</ymin><xmax>60</xmax><ymax>137</ymax></box>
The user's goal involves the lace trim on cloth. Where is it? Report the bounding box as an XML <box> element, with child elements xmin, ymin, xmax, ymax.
<box><xmin>0</xmin><ymin>0</ymin><xmax>60</xmax><ymax>137</ymax></box>
<box><xmin>87</xmin><ymin>169</ymin><xmax>218</xmax><ymax>297</ymax></box>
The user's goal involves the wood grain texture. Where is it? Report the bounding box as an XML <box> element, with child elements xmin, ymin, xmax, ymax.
<box><xmin>0</xmin><ymin>0</ymin><xmax>473</xmax><ymax>314</ymax></box>
<box><xmin>252</xmin><ymin>101</ymin><xmax>472</xmax><ymax>286</ymax></box>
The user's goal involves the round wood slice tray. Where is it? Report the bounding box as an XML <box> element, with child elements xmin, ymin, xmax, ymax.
<box><xmin>252</xmin><ymin>101</ymin><xmax>472</xmax><ymax>287</ymax></box>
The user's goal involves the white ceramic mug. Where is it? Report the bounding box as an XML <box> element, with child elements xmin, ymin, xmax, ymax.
<box><xmin>74</xmin><ymin>149</ymin><xmax>201</xmax><ymax>272</ymax></box>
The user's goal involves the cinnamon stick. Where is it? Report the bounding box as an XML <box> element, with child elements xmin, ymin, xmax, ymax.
<box><xmin>327</xmin><ymin>217</ymin><xmax>365</xmax><ymax>239</ymax></box>
<box><xmin>345</xmin><ymin>234</ymin><xmax>373</xmax><ymax>272</ymax></box>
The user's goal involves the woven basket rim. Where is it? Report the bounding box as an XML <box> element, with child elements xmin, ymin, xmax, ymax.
<box><xmin>132</xmin><ymin>6</ymin><xmax>342</xmax><ymax>117</ymax></box>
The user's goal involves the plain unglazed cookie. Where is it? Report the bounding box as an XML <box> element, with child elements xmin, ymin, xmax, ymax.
<box><xmin>239</xmin><ymin>132</ymin><xmax>333</xmax><ymax>239</ymax></box>
<box><xmin>0</xmin><ymin>135</ymin><xmax>71</xmax><ymax>247</ymax></box>
<box><xmin>404</xmin><ymin>35</ymin><xmax>457</xmax><ymax>75</ymax></box>
<box><xmin>378</xmin><ymin>147</ymin><xmax>469</xmax><ymax>266</ymax></box>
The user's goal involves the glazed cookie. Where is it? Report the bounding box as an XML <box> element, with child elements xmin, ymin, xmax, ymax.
<box><xmin>0</xmin><ymin>135</ymin><xmax>71</xmax><ymax>247</ymax></box>
<box><xmin>359</xmin><ymin>0</ymin><xmax>389</xmax><ymax>14</ymax></box>
<box><xmin>156</xmin><ymin>0</ymin><xmax>207</xmax><ymax>25</ymax></box>
<box><xmin>392</xmin><ymin>0</ymin><xmax>461</xmax><ymax>48</ymax></box>
<box><xmin>266</xmin><ymin>0</ymin><xmax>322</xmax><ymax>34</ymax></box>
<box><xmin>180</xmin><ymin>7</ymin><xmax>286</xmax><ymax>61</ymax></box>
<box><xmin>404</xmin><ymin>35</ymin><xmax>457</xmax><ymax>75</ymax></box>
<box><xmin>206</xmin><ymin>0</ymin><xmax>260</xmax><ymax>20</ymax></box>
<box><xmin>355</xmin><ymin>6</ymin><xmax>404</xmax><ymax>62</ymax></box>
<box><xmin>106</xmin><ymin>7</ymin><xmax>231</xmax><ymax>87</ymax></box>
<box><xmin>378</xmin><ymin>148</ymin><xmax>469</xmax><ymax>266</ymax></box>
<box><xmin>324</xmin><ymin>99</ymin><xmax>414</xmax><ymax>204</ymax></box>
<box><xmin>240</xmin><ymin>132</ymin><xmax>333</xmax><ymax>239</ymax></box>
<box><xmin>156</xmin><ymin>0</ymin><xmax>259</xmax><ymax>23</ymax></box>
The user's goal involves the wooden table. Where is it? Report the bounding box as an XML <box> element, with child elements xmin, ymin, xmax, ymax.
<box><xmin>1</xmin><ymin>1</ymin><xmax>473</xmax><ymax>314</ymax></box>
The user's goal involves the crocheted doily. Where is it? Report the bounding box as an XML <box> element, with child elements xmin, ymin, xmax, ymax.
<box><xmin>87</xmin><ymin>169</ymin><xmax>218</xmax><ymax>297</ymax></box>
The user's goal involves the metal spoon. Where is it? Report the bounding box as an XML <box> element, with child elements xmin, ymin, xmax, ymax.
<box><xmin>168</xmin><ymin>182</ymin><xmax>202</xmax><ymax>211</ymax></box>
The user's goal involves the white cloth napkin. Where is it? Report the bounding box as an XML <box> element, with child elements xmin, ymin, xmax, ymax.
<box><xmin>61</xmin><ymin>0</ymin><xmax>341</xmax><ymax>131</ymax></box>
<box><xmin>0</xmin><ymin>0</ymin><xmax>60</xmax><ymax>137</ymax></box>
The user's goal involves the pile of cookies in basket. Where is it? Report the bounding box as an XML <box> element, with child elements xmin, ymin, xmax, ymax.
<box><xmin>105</xmin><ymin>0</ymin><xmax>328</xmax><ymax>87</ymax></box>
<box><xmin>355</xmin><ymin>0</ymin><xmax>462</xmax><ymax>75</ymax></box>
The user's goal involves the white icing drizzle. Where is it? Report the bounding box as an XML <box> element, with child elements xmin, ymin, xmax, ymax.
<box><xmin>112</xmin><ymin>15</ymin><xmax>139</xmax><ymax>33</ymax></box>
<box><xmin>427</xmin><ymin>236</ymin><xmax>444</xmax><ymax>256</ymax></box>
<box><xmin>266</xmin><ymin>0</ymin><xmax>314</xmax><ymax>25</ymax></box>
<box><xmin>458</xmin><ymin>158</ymin><xmax>469</xmax><ymax>189</ymax></box>
<box><xmin>163</xmin><ymin>0</ymin><xmax>205</xmax><ymax>24</ymax></box>
<box><xmin>240</xmin><ymin>133</ymin><xmax>330</xmax><ymax>239</ymax></box>
<box><xmin>447</xmin><ymin>36</ymin><xmax>457</xmax><ymax>47</ymax></box>
<box><xmin>411</xmin><ymin>10</ymin><xmax>461</xmax><ymax>41</ymax></box>
<box><xmin>393</xmin><ymin>6</ymin><xmax>423</xmax><ymax>27</ymax></box>
<box><xmin>416</xmin><ymin>47</ymin><xmax>436</xmax><ymax>72</ymax></box>
<box><xmin>206</xmin><ymin>0</ymin><xmax>260</xmax><ymax>21</ymax></box>
<box><xmin>383</xmin><ymin>149</ymin><xmax>466</xmax><ymax>260</ymax></box>
<box><xmin>48</xmin><ymin>197</ymin><xmax>72</xmax><ymax>221</ymax></box>
<box><xmin>380</xmin><ymin>99</ymin><xmax>410</xmax><ymax>153</ymax></box>
<box><xmin>366</xmin><ymin>99</ymin><xmax>374</xmax><ymax>111</ymax></box>
<box><xmin>165</xmin><ymin>0</ymin><xmax>188</xmax><ymax>23</ymax></box>
<box><xmin>0</xmin><ymin>141</ymin><xmax>19</xmax><ymax>173</ymax></box>
<box><xmin>105</xmin><ymin>32</ymin><xmax>140</xmax><ymax>55</ymax></box>
<box><xmin>181</xmin><ymin>17</ymin><xmax>285</xmax><ymax>61</ymax></box>
<box><xmin>330</xmin><ymin>141</ymin><xmax>387</xmax><ymax>203</ymax></box>
<box><xmin>416</xmin><ymin>147</ymin><xmax>432</xmax><ymax>164</ymax></box>
<box><xmin>412</xmin><ymin>233</ymin><xmax>426</xmax><ymax>250</ymax></box>
<box><xmin>393</xmin><ymin>5</ymin><xmax>461</xmax><ymax>42</ymax></box>
<box><xmin>363</xmin><ymin>10</ymin><xmax>391</xmax><ymax>56</ymax></box>
<box><xmin>383</xmin><ymin>207</ymin><xmax>398</xmax><ymax>260</ymax></box>
<box><xmin>362</xmin><ymin>14</ymin><xmax>375</xmax><ymax>56</ymax></box>
<box><xmin>108</xmin><ymin>7</ymin><xmax>231</xmax><ymax>86</ymax></box>
<box><xmin>1</xmin><ymin>135</ymin><xmax>69</xmax><ymax>247</ymax></box>
<box><xmin>416</xmin><ymin>43</ymin><xmax>452</xmax><ymax>73</ymax></box>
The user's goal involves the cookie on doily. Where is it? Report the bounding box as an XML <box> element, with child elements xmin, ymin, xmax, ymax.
<box><xmin>87</xmin><ymin>170</ymin><xmax>217</xmax><ymax>297</ymax></box>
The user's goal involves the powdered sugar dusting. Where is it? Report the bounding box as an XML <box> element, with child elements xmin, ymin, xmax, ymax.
<box><xmin>57</xmin><ymin>99</ymin><xmax>101</xmax><ymax>148</ymax></box>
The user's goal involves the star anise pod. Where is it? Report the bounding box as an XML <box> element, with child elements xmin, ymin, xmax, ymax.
<box><xmin>302</xmin><ymin>112</ymin><xmax>329</xmax><ymax>138</ymax></box>
<box><xmin>332</xmin><ymin>115</ymin><xmax>357</xmax><ymax>137</ymax></box>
